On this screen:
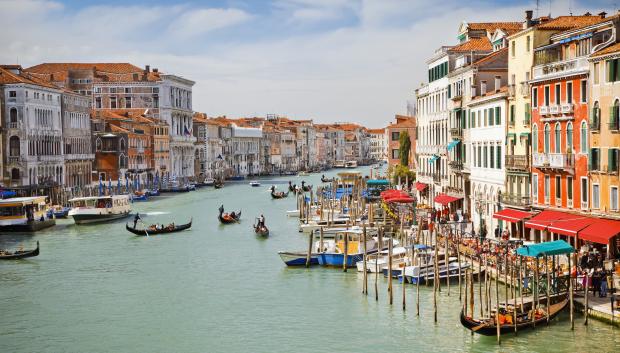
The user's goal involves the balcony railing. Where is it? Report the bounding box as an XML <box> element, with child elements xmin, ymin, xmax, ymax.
<box><xmin>532</xmin><ymin>56</ymin><xmax>589</xmax><ymax>81</ymax></box>
<box><xmin>539</xmin><ymin>106</ymin><xmax>549</xmax><ymax>115</ymax></box>
<box><xmin>449</xmin><ymin>127</ymin><xmax>463</xmax><ymax>138</ymax></box>
<box><xmin>8</xmin><ymin>122</ymin><xmax>21</xmax><ymax>129</ymax></box>
<box><xmin>549</xmin><ymin>105</ymin><xmax>560</xmax><ymax>114</ymax></box>
<box><xmin>561</xmin><ymin>103</ymin><xmax>573</xmax><ymax>114</ymax></box>
<box><xmin>505</xmin><ymin>155</ymin><xmax>529</xmax><ymax>171</ymax></box>
<box><xmin>508</xmin><ymin>84</ymin><xmax>515</xmax><ymax>97</ymax></box>
<box><xmin>449</xmin><ymin>160</ymin><xmax>463</xmax><ymax>170</ymax></box>
<box><xmin>500</xmin><ymin>194</ymin><xmax>531</xmax><ymax>207</ymax></box>
<box><xmin>8</xmin><ymin>156</ymin><xmax>22</xmax><ymax>164</ymax></box>
<box><xmin>532</xmin><ymin>152</ymin><xmax>574</xmax><ymax>170</ymax></box>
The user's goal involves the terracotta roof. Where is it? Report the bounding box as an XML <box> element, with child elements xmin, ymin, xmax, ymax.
<box><xmin>389</xmin><ymin>115</ymin><xmax>416</xmax><ymax>128</ymax></box>
<box><xmin>591</xmin><ymin>42</ymin><xmax>620</xmax><ymax>58</ymax></box>
<box><xmin>24</xmin><ymin>62</ymin><xmax>161</xmax><ymax>83</ymax></box>
<box><xmin>367</xmin><ymin>128</ymin><xmax>385</xmax><ymax>134</ymax></box>
<box><xmin>0</xmin><ymin>65</ymin><xmax>61</xmax><ymax>89</ymax></box>
<box><xmin>536</xmin><ymin>15</ymin><xmax>613</xmax><ymax>30</ymax></box>
<box><xmin>467</xmin><ymin>22</ymin><xmax>522</xmax><ymax>34</ymax></box>
<box><xmin>473</xmin><ymin>47</ymin><xmax>508</xmax><ymax>66</ymax></box>
<box><xmin>451</xmin><ymin>37</ymin><xmax>492</xmax><ymax>52</ymax></box>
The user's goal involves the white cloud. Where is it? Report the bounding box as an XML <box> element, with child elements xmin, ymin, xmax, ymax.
<box><xmin>168</xmin><ymin>8</ymin><xmax>252</xmax><ymax>37</ymax></box>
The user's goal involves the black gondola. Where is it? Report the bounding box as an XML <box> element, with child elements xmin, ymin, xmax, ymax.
<box><xmin>270</xmin><ymin>186</ymin><xmax>289</xmax><ymax>199</ymax></box>
<box><xmin>254</xmin><ymin>224</ymin><xmax>269</xmax><ymax>236</ymax></box>
<box><xmin>126</xmin><ymin>219</ymin><xmax>192</xmax><ymax>236</ymax></box>
<box><xmin>459</xmin><ymin>297</ymin><xmax>568</xmax><ymax>336</ymax></box>
<box><xmin>320</xmin><ymin>175</ymin><xmax>334</xmax><ymax>183</ymax></box>
<box><xmin>218</xmin><ymin>205</ymin><xmax>241</xmax><ymax>224</ymax></box>
<box><xmin>0</xmin><ymin>241</ymin><xmax>40</xmax><ymax>260</ymax></box>
<box><xmin>301</xmin><ymin>181</ymin><xmax>312</xmax><ymax>192</ymax></box>
<box><xmin>214</xmin><ymin>181</ymin><xmax>224</xmax><ymax>189</ymax></box>
<box><xmin>288</xmin><ymin>181</ymin><xmax>296</xmax><ymax>192</ymax></box>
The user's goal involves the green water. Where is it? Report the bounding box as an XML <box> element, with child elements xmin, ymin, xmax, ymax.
<box><xmin>0</xmin><ymin>168</ymin><xmax>618</xmax><ymax>352</ymax></box>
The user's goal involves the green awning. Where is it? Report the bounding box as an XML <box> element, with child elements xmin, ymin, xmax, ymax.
<box><xmin>447</xmin><ymin>140</ymin><xmax>460</xmax><ymax>151</ymax></box>
<box><xmin>367</xmin><ymin>179</ymin><xmax>389</xmax><ymax>186</ymax></box>
<box><xmin>519</xmin><ymin>132</ymin><xmax>530</xmax><ymax>137</ymax></box>
<box><xmin>516</xmin><ymin>240</ymin><xmax>575</xmax><ymax>258</ymax></box>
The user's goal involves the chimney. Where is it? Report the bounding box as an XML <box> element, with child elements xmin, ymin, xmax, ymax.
<box><xmin>145</xmin><ymin>65</ymin><xmax>150</xmax><ymax>73</ymax></box>
<box><xmin>599</xmin><ymin>11</ymin><xmax>607</xmax><ymax>19</ymax></box>
<box><xmin>584</xmin><ymin>12</ymin><xmax>592</xmax><ymax>16</ymax></box>
<box><xmin>525</xmin><ymin>10</ymin><xmax>533</xmax><ymax>28</ymax></box>
<box><xmin>152</xmin><ymin>68</ymin><xmax>158</xmax><ymax>73</ymax></box>
<box><xmin>480</xmin><ymin>81</ymin><xmax>487</xmax><ymax>95</ymax></box>
<box><xmin>495</xmin><ymin>76</ymin><xmax>501</xmax><ymax>92</ymax></box>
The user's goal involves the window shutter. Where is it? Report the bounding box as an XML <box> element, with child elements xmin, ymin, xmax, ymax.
<box><xmin>608</xmin><ymin>60</ymin><xmax>613</xmax><ymax>82</ymax></box>
<box><xmin>525</xmin><ymin>103</ymin><xmax>530</xmax><ymax>124</ymax></box>
<box><xmin>588</xmin><ymin>148</ymin><xmax>592</xmax><ymax>170</ymax></box>
<box><xmin>616</xmin><ymin>59</ymin><xmax>620</xmax><ymax>82</ymax></box>
<box><xmin>495</xmin><ymin>107</ymin><xmax>501</xmax><ymax>125</ymax></box>
<box><xmin>448</xmin><ymin>84</ymin><xmax>451</xmax><ymax>98</ymax></box>
<box><xmin>609</xmin><ymin>148</ymin><xmax>613</xmax><ymax>172</ymax></box>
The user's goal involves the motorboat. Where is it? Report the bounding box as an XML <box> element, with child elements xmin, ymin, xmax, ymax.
<box><xmin>68</xmin><ymin>195</ymin><xmax>132</xmax><ymax>224</ymax></box>
<box><xmin>0</xmin><ymin>196</ymin><xmax>55</xmax><ymax>231</ymax></box>
<box><xmin>356</xmin><ymin>246</ymin><xmax>408</xmax><ymax>273</ymax></box>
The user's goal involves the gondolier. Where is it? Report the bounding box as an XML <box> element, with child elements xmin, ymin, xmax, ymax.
<box><xmin>133</xmin><ymin>213</ymin><xmax>141</xmax><ymax>228</ymax></box>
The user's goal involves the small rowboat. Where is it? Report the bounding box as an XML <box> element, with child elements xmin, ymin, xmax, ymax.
<box><xmin>460</xmin><ymin>297</ymin><xmax>568</xmax><ymax>336</ymax></box>
<box><xmin>254</xmin><ymin>224</ymin><xmax>269</xmax><ymax>236</ymax></box>
<box><xmin>125</xmin><ymin>219</ymin><xmax>192</xmax><ymax>236</ymax></box>
<box><xmin>0</xmin><ymin>241</ymin><xmax>40</xmax><ymax>260</ymax></box>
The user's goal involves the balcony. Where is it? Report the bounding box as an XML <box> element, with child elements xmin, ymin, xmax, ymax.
<box><xmin>549</xmin><ymin>105</ymin><xmax>560</xmax><ymax>114</ymax></box>
<box><xmin>7</xmin><ymin>156</ymin><xmax>22</xmax><ymax>164</ymax></box>
<box><xmin>449</xmin><ymin>127</ymin><xmax>463</xmax><ymax>138</ymax></box>
<box><xmin>445</xmin><ymin>186</ymin><xmax>464</xmax><ymax>197</ymax></box>
<box><xmin>170</xmin><ymin>135</ymin><xmax>197</xmax><ymax>144</ymax></box>
<box><xmin>65</xmin><ymin>153</ymin><xmax>95</xmax><ymax>161</ymax></box>
<box><xmin>532</xmin><ymin>152</ymin><xmax>574</xmax><ymax>170</ymax></box>
<box><xmin>449</xmin><ymin>160</ymin><xmax>463</xmax><ymax>170</ymax></box>
<box><xmin>508</xmin><ymin>84</ymin><xmax>516</xmax><ymax>97</ymax></box>
<box><xmin>500</xmin><ymin>193</ymin><xmax>531</xmax><ymax>208</ymax></box>
<box><xmin>505</xmin><ymin>155</ymin><xmax>529</xmax><ymax>171</ymax></box>
<box><xmin>532</xmin><ymin>56</ymin><xmax>589</xmax><ymax>81</ymax></box>
<box><xmin>8</xmin><ymin>122</ymin><xmax>22</xmax><ymax>130</ymax></box>
<box><xmin>520</xmin><ymin>82</ymin><xmax>530</xmax><ymax>97</ymax></box>
<box><xmin>539</xmin><ymin>106</ymin><xmax>549</xmax><ymax>115</ymax></box>
<box><xmin>561</xmin><ymin>103</ymin><xmax>573</xmax><ymax>114</ymax></box>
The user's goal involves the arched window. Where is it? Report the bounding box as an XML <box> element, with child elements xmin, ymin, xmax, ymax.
<box><xmin>593</xmin><ymin>101</ymin><xmax>600</xmax><ymax>130</ymax></box>
<box><xmin>9</xmin><ymin>136</ymin><xmax>20</xmax><ymax>157</ymax></box>
<box><xmin>95</xmin><ymin>138</ymin><xmax>102</xmax><ymax>152</ymax></box>
<box><xmin>612</xmin><ymin>99</ymin><xmax>620</xmax><ymax>130</ymax></box>
<box><xmin>119</xmin><ymin>138</ymin><xmax>126</xmax><ymax>151</ymax></box>
<box><xmin>9</xmin><ymin>108</ymin><xmax>17</xmax><ymax>123</ymax></box>
<box><xmin>566</xmin><ymin>122</ymin><xmax>573</xmax><ymax>152</ymax></box>
<box><xmin>11</xmin><ymin>168</ymin><xmax>20</xmax><ymax>181</ymax></box>
<box><xmin>580</xmin><ymin>121</ymin><xmax>588</xmax><ymax>153</ymax></box>
<box><xmin>532</xmin><ymin>124</ymin><xmax>538</xmax><ymax>152</ymax></box>
<box><xmin>554</xmin><ymin>123</ymin><xmax>561</xmax><ymax>153</ymax></box>
<box><xmin>544</xmin><ymin>123</ymin><xmax>550</xmax><ymax>153</ymax></box>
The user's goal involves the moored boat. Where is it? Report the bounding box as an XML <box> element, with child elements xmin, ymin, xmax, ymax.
<box><xmin>0</xmin><ymin>241</ymin><xmax>40</xmax><ymax>260</ymax></box>
<box><xmin>278</xmin><ymin>239</ymin><xmax>335</xmax><ymax>266</ymax></box>
<box><xmin>126</xmin><ymin>219</ymin><xmax>192</xmax><ymax>236</ymax></box>
<box><xmin>345</xmin><ymin>161</ymin><xmax>358</xmax><ymax>168</ymax></box>
<box><xmin>68</xmin><ymin>195</ymin><xmax>131</xmax><ymax>224</ymax></box>
<box><xmin>0</xmin><ymin>196</ymin><xmax>55</xmax><ymax>232</ymax></box>
<box><xmin>317</xmin><ymin>230</ymin><xmax>386</xmax><ymax>267</ymax></box>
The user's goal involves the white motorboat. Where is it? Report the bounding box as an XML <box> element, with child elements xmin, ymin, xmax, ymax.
<box><xmin>345</xmin><ymin>161</ymin><xmax>358</xmax><ymax>168</ymax></box>
<box><xmin>68</xmin><ymin>195</ymin><xmax>131</xmax><ymax>224</ymax></box>
<box><xmin>356</xmin><ymin>246</ymin><xmax>408</xmax><ymax>273</ymax></box>
<box><xmin>249</xmin><ymin>181</ymin><xmax>261</xmax><ymax>187</ymax></box>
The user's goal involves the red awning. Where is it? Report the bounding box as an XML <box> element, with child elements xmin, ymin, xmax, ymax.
<box><xmin>433</xmin><ymin>193</ymin><xmax>462</xmax><ymax>205</ymax></box>
<box><xmin>387</xmin><ymin>197</ymin><xmax>414</xmax><ymax>204</ymax></box>
<box><xmin>524</xmin><ymin>210</ymin><xmax>573</xmax><ymax>231</ymax></box>
<box><xmin>547</xmin><ymin>217</ymin><xmax>596</xmax><ymax>237</ymax></box>
<box><xmin>492</xmin><ymin>209</ymin><xmax>532</xmax><ymax>223</ymax></box>
<box><xmin>579</xmin><ymin>219</ymin><xmax>620</xmax><ymax>244</ymax></box>
<box><xmin>415</xmin><ymin>182</ymin><xmax>427</xmax><ymax>191</ymax></box>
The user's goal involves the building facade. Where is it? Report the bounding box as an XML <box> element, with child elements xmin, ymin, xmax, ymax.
<box><xmin>61</xmin><ymin>90</ymin><xmax>94</xmax><ymax>188</ymax></box>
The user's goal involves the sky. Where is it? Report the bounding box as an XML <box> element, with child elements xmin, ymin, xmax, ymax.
<box><xmin>0</xmin><ymin>0</ymin><xmax>616</xmax><ymax>127</ymax></box>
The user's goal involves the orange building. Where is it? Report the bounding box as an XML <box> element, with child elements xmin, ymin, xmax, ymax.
<box><xmin>386</xmin><ymin>115</ymin><xmax>416</xmax><ymax>169</ymax></box>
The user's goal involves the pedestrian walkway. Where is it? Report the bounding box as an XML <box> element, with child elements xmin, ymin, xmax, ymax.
<box><xmin>574</xmin><ymin>293</ymin><xmax>620</xmax><ymax>326</ymax></box>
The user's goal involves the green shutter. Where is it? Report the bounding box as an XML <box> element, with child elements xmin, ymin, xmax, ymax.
<box><xmin>588</xmin><ymin>148</ymin><xmax>593</xmax><ymax>170</ymax></box>
<box><xmin>497</xmin><ymin>146</ymin><xmax>501</xmax><ymax>169</ymax></box>
<box><xmin>525</xmin><ymin>103</ymin><xmax>530</xmax><ymax>124</ymax></box>
<box><xmin>615</xmin><ymin>59</ymin><xmax>620</xmax><ymax>82</ymax></box>
<box><xmin>495</xmin><ymin>106</ymin><xmax>501</xmax><ymax>125</ymax></box>
<box><xmin>608</xmin><ymin>60</ymin><xmax>613</xmax><ymax>82</ymax></box>
<box><xmin>609</xmin><ymin>148</ymin><xmax>614</xmax><ymax>172</ymax></box>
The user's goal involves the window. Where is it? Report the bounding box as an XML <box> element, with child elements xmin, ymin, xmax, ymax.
<box><xmin>609</xmin><ymin>148</ymin><xmax>619</xmax><ymax>173</ymax></box>
<box><xmin>544</xmin><ymin>123</ymin><xmax>550</xmax><ymax>153</ymax></box>
<box><xmin>590</xmin><ymin>148</ymin><xmax>600</xmax><ymax>171</ymax></box>
<box><xmin>391</xmin><ymin>149</ymin><xmax>399</xmax><ymax>159</ymax></box>
<box><xmin>580</xmin><ymin>121</ymin><xmax>588</xmax><ymax>153</ymax></box>
<box><xmin>544</xmin><ymin>86</ymin><xmax>550</xmax><ymax>106</ymax></box>
<box><xmin>611</xmin><ymin>99</ymin><xmax>620</xmax><ymax>130</ymax></box>
<box><xmin>496</xmin><ymin>146</ymin><xmax>501</xmax><ymax>169</ymax></box>
<box><xmin>488</xmin><ymin>108</ymin><xmax>494</xmax><ymax>126</ymax></box>
<box><xmin>95</xmin><ymin>97</ymin><xmax>102</xmax><ymax>109</ymax></box>
<box><xmin>526</xmin><ymin>36</ymin><xmax>531</xmax><ymax>52</ymax></box>
<box><xmin>554</xmin><ymin>123</ymin><xmax>561</xmax><ymax>153</ymax></box>
<box><xmin>477</xmin><ymin>146</ymin><xmax>481</xmax><ymax>167</ymax></box>
<box><xmin>9</xmin><ymin>91</ymin><xmax>16</xmax><ymax>98</ymax></box>
<box><xmin>567</xmin><ymin>176</ymin><xmax>573</xmax><ymax>201</ymax></box>
<box><xmin>533</xmin><ymin>124</ymin><xmax>538</xmax><ymax>152</ymax></box>
<box><xmin>555</xmin><ymin>175</ymin><xmax>561</xmax><ymax>201</ymax></box>
<box><xmin>606</xmin><ymin>58</ymin><xmax>620</xmax><ymax>82</ymax></box>
<box><xmin>612</xmin><ymin>186</ymin><xmax>619</xmax><ymax>211</ymax></box>
<box><xmin>125</xmin><ymin>87</ymin><xmax>131</xmax><ymax>94</ymax></box>
<box><xmin>532</xmin><ymin>173</ymin><xmax>539</xmax><ymax>203</ymax></box>
<box><xmin>566</xmin><ymin>122</ymin><xmax>573</xmax><ymax>151</ymax></box>
<box><xmin>391</xmin><ymin>131</ymin><xmax>400</xmax><ymax>141</ymax></box>
<box><xmin>490</xmin><ymin>146</ymin><xmax>495</xmax><ymax>168</ymax></box>
<box><xmin>110</xmin><ymin>97</ymin><xmax>117</xmax><ymax>109</ymax></box>
<box><xmin>594</xmin><ymin>62</ymin><xmax>600</xmax><ymax>84</ymax></box>
<box><xmin>544</xmin><ymin>175</ymin><xmax>550</xmax><ymax>203</ymax></box>
<box><xmin>495</xmin><ymin>106</ymin><xmax>500</xmax><ymax>125</ymax></box>
<box><xmin>125</xmin><ymin>96</ymin><xmax>132</xmax><ymax>109</ymax></box>
<box><xmin>593</xmin><ymin>184</ymin><xmax>600</xmax><ymax>209</ymax></box>
<box><xmin>511</xmin><ymin>41</ymin><xmax>515</xmax><ymax>56</ymax></box>
<box><xmin>110</xmin><ymin>87</ymin><xmax>117</xmax><ymax>94</ymax></box>
<box><xmin>510</xmin><ymin>105</ymin><xmax>515</xmax><ymax>125</ymax></box>
<box><xmin>555</xmin><ymin>84</ymin><xmax>561</xmax><ymax>105</ymax></box>
<box><xmin>532</xmin><ymin>88</ymin><xmax>538</xmax><ymax>107</ymax></box>
<box><xmin>525</xmin><ymin>103</ymin><xmax>531</xmax><ymax>124</ymax></box>
<box><xmin>483</xmin><ymin>146</ymin><xmax>488</xmax><ymax>168</ymax></box>
<box><xmin>580</xmin><ymin>80</ymin><xmax>587</xmax><ymax>103</ymax></box>
<box><xmin>566</xmin><ymin>82</ymin><xmax>573</xmax><ymax>103</ymax></box>
<box><xmin>581</xmin><ymin>177</ymin><xmax>588</xmax><ymax>207</ymax></box>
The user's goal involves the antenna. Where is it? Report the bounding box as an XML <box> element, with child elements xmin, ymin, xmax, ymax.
<box><xmin>569</xmin><ymin>0</ymin><xmax>572</xmax><ymax>15</ymax></box>
<box><xmin>536</xmin><ymin>0</ymin><xmax>540</xmax><ymax>18</ymax></box>
<box><xmin>548</xmin><ymin>0</ymin><xmax>551</xmax><ymax>17</ymax></box>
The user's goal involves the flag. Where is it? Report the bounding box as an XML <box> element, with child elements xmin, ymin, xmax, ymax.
<box><xmin>108</xmin><ymin>178</ymin><xmax>112</xmax><ymax>194</ymax></box>
<box><xmin>98</xmin><ymin>175</ymin><xmax>103</xmax><ymax>196</ymax></box>
<box><xmin>117</xmin><ymin>178</ymin><xmax>121</xmax><ymax>194</ymax></box>
<box><xmin>184</xmin><ymin>126</ymin><xmax>191</xmax><ymax>137</ymax></box>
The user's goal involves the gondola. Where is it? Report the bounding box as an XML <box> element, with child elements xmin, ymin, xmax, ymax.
<box><xmin>270</xmin><ymin>186</ymin><xmax>289</xmax><ymax>199</ymax></box>
<box><xmin>459</xmin><ymin>297</ymin><xmax>568</xmax><ymax>336</ymax></box>
<box><xmin>214</xmin><ymin>181</ymin><xmax>224</xmax><ymax>189</ymax></box>
<box><xmin>218</xmin><ymin>206</ymin><xmax>241</xmax><ymax>224</ymax></box>
<box><xmin>320</xmin><ymin>175</ymin><xmax>334</xmax><ymax>183</ymax></box>
<box><xmin>0</xmin><ymin>241</ymin><xmax>40</xmax><ymax>260</ymax></box>
<box><xmin>254</xmin><ymin>224</ymin><xmax>270</xmax><ymax>236</ymax></box>
<box><xmin>300</xmin><ymin>181</ymin><xmax>312</xmax><ymax>192</ymax></box>
<box><xmin>288</xmin><ymin>181</ymin><xmax>296</xmax><ymax>192</ymax></box>
<box><xmin>125</xmin><ymin>219</ymin><xmax>192</xmax><ymax>236</ymax></box>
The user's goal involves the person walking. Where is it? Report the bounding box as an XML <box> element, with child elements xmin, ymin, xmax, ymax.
<box><xmin>600</xmin><ymin>270</ymin><xmax>608</xmax><ymax>298</ymax></box>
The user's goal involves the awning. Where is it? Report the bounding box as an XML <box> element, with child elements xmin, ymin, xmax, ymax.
<box><xmin>415</xmin><ymin>182</ymin><xmax>428</xmax><ymax>191</ymax></box>
<box><xmin>516</xmin><ymin>240</ymin><xmax>575</xmax><ymax>258</ymax></box>
<box><xmin>547</xmin><ymin>217</ymin><xmax>596</xmax><ymax>238</ymax></box>
<box><xmin>524</xmin><ymin>210</ymin><xmax>573</xmax><ymax>231</ymax></box>
<box><xmin>387</xmin><ymin>196</ymin><xmax>414</xmax><ymax>204</ymax></box>
<box><xmin>434</xmin><ymin>193</ymin><xmax>462</xmax><ymax>205</ymax></box>
<box><xmin>367</xmin><ymin>179</ymin><xmax>389</xmax><ymax>186</ymax></box>
<box><xmin>493</xmin><ymin>209</ymin><xmax>532</xmax><ymax>223</ymax></box>
<box><xmin>579</xmin><ymin>219</ymin><xmax>620</xmax><ymax>244</ymax></box>
<box><xmin>447</xmin><ymin>140</ymin><xmax>460</xmax><ymax>151</ymax></box>
<box><xmin>429</xmin><ymin>155</ymin><xmax>440</xmax><ymax>164</ymax></box>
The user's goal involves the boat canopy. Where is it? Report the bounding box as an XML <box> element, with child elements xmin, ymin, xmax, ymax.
<box><xmin>516</xmin><ymin>240</ymin><xmax>574</xmax><ymax>258</ymax></box>
<box><xmin>366</xmin><ymin>179</ymin><xmax>389</xmax><ymax>186</ymax></box>
<box><xmin>0</xmin><ymin>196</ymin><xmax>47</xmax><ymax>206</ymax></box>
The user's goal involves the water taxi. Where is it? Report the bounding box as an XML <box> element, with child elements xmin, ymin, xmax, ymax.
<box><xmin>68</xmin><ymin>195</ymin><xmax>131</xmax><ymax>224</ymax></box>
<box><xmin>0</xmin><ymin>196</ymin><xmax>55</xmax><ymax>231</ymax></box>
<box><xmin>344</xmin><ymin>161</ymin><xmax>358</xmax><ymax>168</ymax></box>
<box><xmin>333</xmin><ymin>160</ymin><xmax>346</xmax><ymax>168</ymax></box>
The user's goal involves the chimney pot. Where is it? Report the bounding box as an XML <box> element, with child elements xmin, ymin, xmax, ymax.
<box><xmin>599</xmin><ymin>11</ymin><xmax>607</xmax><ymax>19</ymax></box>
<box><xmin>152</xmin><ymin>68</ymin><xmax>158</xmax><ymax>73</ymax></box>
<box><xmin>585</xmin><ymin>12</ymin><xmax>592</xmax><ymax>16</ymax></box>
<box><xmin>145</xmin><ymin>65</ymin><xmax>150</xmax><ymax>73</ymax></box>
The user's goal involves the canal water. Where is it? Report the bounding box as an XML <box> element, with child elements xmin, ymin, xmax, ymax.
<box><xmin>0</xmin><ymin>168</ymin><xmax>617</xmax><ymax>352</ymax></box>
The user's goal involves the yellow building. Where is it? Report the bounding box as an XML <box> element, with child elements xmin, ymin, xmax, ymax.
<box><xmin>588</xmin><ymin>42</ymin><xmax>620</xmax><ymax>218</ymax></box>
<box><xmin>504</xmin><ymin>13</ymin><xmax>605</xmax><ymax>214</ymax></box>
